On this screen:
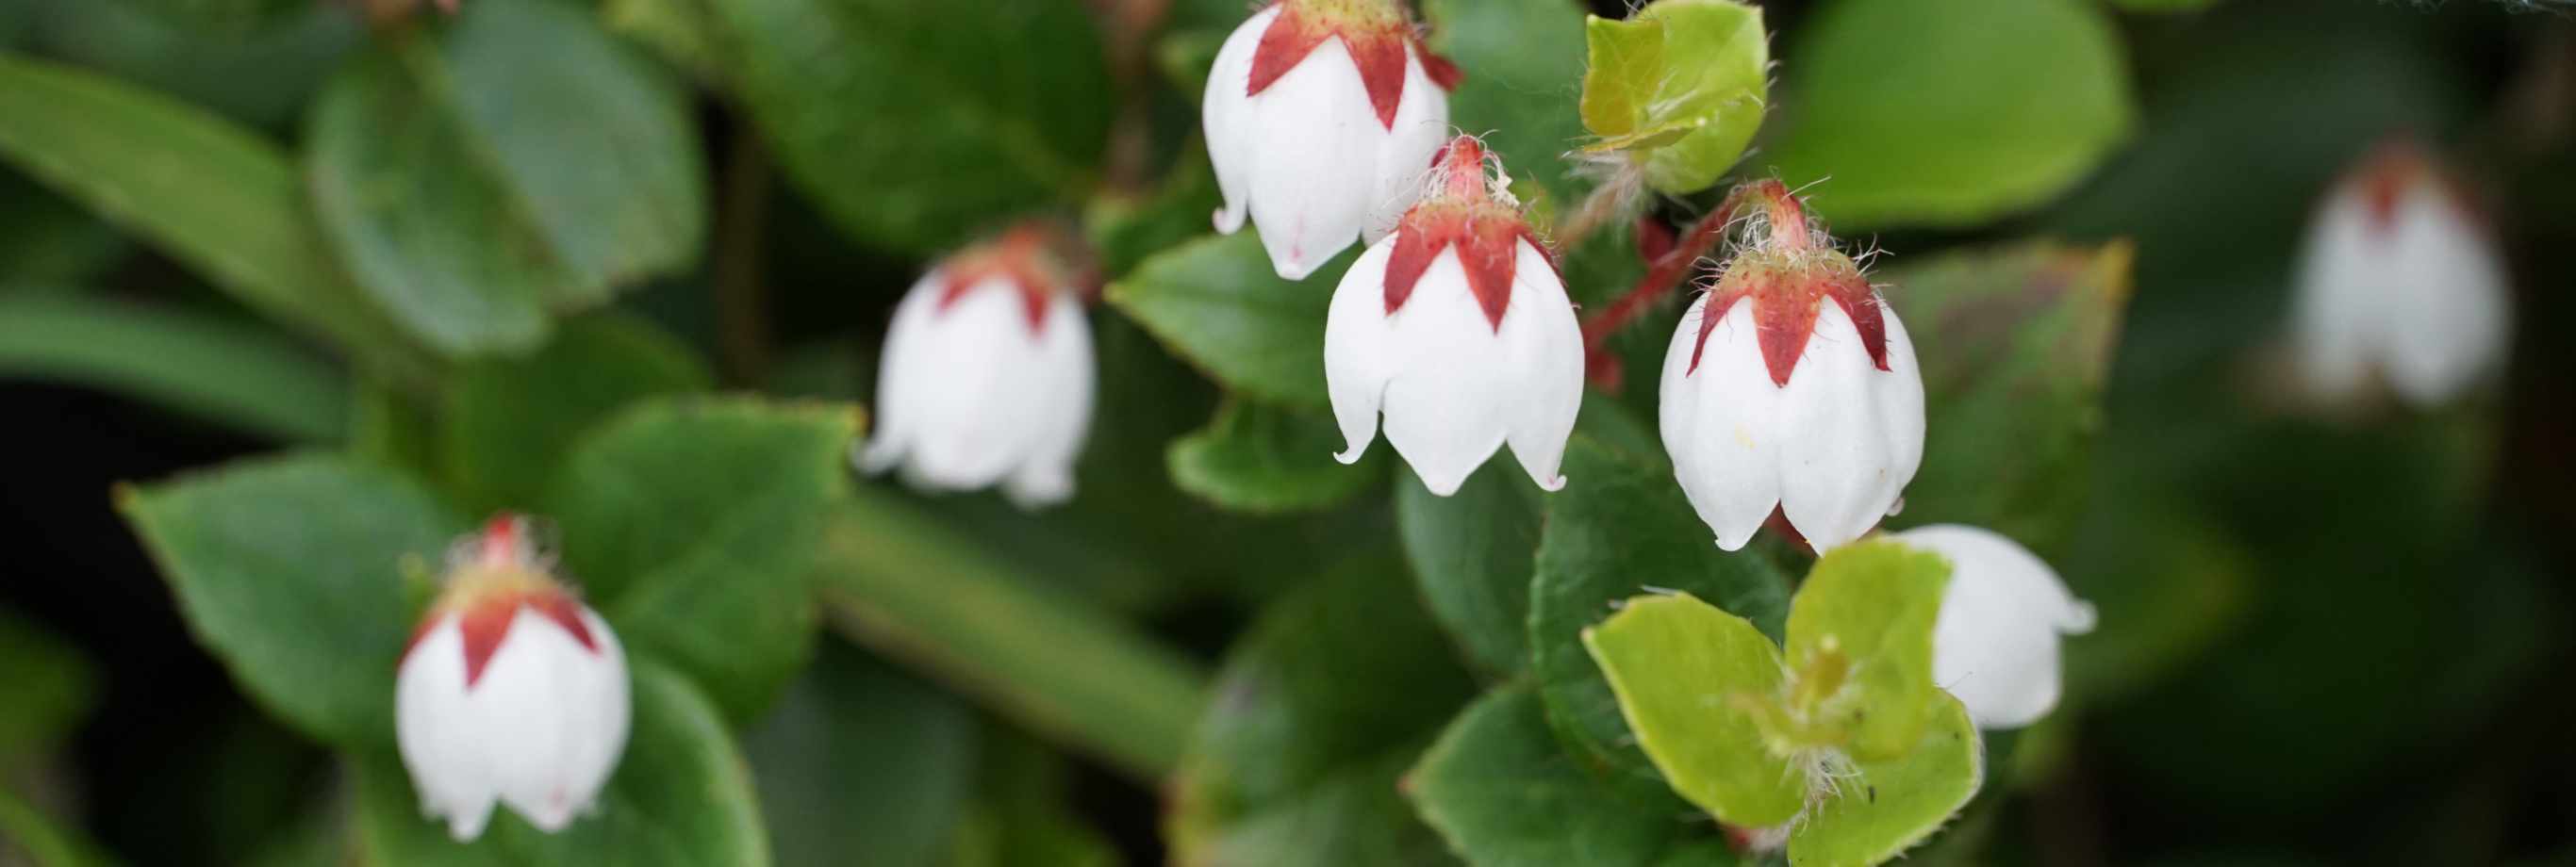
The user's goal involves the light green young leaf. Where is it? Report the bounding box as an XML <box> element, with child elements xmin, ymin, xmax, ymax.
<box><xmin>1167</xmin><ymin>556</ymin><xmax>1471</xmax><ymax>867</ymax></box>
<box><xmin>1580</xmin><ymin>0</ymin><xmax>1769</xmax><ymax>194</ymax></box>
<box><xmin>1580</xmin><ymin>593</ymin><xmax>1804</xmax><ymax>827</ymax></box>
<box><xmin>354</xmin><ymin>662</ymin><xmax>772</xmax><ymax>867</ymax></box>
<box><xmin>1407</xmin><ymin>683</ymin><xmax>1741</xmax><ymax>867</ymax></box>
<box><xmin>0</xmin><ymin>55</ymin><xmax>429</xmax><ymax>379</ymax></box>
<box><xmin>1781</xmin><ymin>539</ymin><xmax>1953</xmax><ymax>761</ymax></box>
<box><xmin>440</xmin><ymin>314</ymin><xmax>711</xmax><ymax>515</ymax></box>
<box><xmin>1886</xmin><ymin>241</ymin><xmax>2134</xmax><ymax>548</ymax></box>
<box><xmin>1786</xmin><ymin>694</ymin><xmax>1984</xmax><ymax>867</ymax></box>
<box><xmin>0</xmin><ymin>294</ymin><xmax>349</xmax><ymax>443</ymax></box>
<box><xmin>1529</xmin><ymin>439</ymin><xmax>1792</xmax><ymax>780</ymax></box>
<box><xmin>1105</xmin><ymin>233</ymin><xmax>1345</xmax><ymax>408</ymax></box>
<box><xmin>543</xmin><ymin>397</ymin><xmax>858</xmax><ymax>722</ymax></box>
<box><xmin>117</xmin><ymin>453</ymin><xmax>465</xmax><ymax>747</ymax></box>
<box><xmin>711</xmin><ymin>0</ymin><xmax>1111</xmax><ymax>254</ymax></box>
<box><xmin>1167</xmin><ymin>399</ymin><xmax>1379</xmax><ymax>515</ymax></box>
<box><xmin>746</xmin><ymin>644</ymin><xmax>978</xmax><ymax>867</ymax></box>
<box><xmin>1763</xmin><ymin>0</ymin><xmax>2137</xmax><ymax>227</ymax></box>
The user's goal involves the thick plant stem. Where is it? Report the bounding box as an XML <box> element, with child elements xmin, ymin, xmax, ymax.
<box><xmin>814</xmin><ymin>493</ymin><xmax>1210</xmax><ymax>781</ymax></box>
<box><xmin>1577</xmin><ymin>179</ymin><xmax>1805</xmax><ymax>391</ymax></box>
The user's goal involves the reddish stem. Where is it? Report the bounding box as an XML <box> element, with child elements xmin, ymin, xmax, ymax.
<box><xmin>1577</xmin><ymin>179</ymin><xmax>1808</xmax><ymax>392</ymax></box>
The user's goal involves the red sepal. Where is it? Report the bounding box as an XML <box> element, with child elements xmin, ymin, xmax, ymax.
<box><xmin>407</xmin><ymin>586</ymin><xmax>600</xmax><ymax>690</ymax></box>
<box><xmin>934</xmin><ymin>226</ymin><xmax>1066</xmax><ymax>335</ymax></box>
<box><xmin>1246</xmin><ymin>4</ymin><xmax>1428</xmax><ymax>131</ymax></box>
<box><xmin>1384</xmin><ymin>216</ymin><xmax>1551</xmax><ymax>331</ymax></box>
<box><xmin>1689</xmin><ymin>267</ymin><xmax>1891</xmax><ymax>386</ymax></box>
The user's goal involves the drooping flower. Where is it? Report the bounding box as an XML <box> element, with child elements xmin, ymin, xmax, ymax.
<box><xmin>856</xmin><ymin>225</ymin><xmax>1095</xmax><ymax>509</ymax></box>
<box><xmin>397</xmin><ymin>515</ymin><xmax>629</xmax><ymax>842</ymax></box>
<box><xmin>1203</xmin><ymin>0</ymin><xmax>1461</xmax><ymax>280</ymax></box>
<box><xmin>1659</xmin><ymin>181</ymin><xmax>1924</xmax><ymax>551</ymax></box>
<box><xmin>1325</xmin><ymin>136</ymin><xmax>1582</xmax><ymax>497</ymax></box>
<box><xmin>1891</xmin><ymin>524</ymin><xmax>2096</xmax><ymax>730</ymax></box>
<box><xmin>2290</xmin><ymin>140</ymin><xmax>2511</xmax><ymax>408</ymax></box>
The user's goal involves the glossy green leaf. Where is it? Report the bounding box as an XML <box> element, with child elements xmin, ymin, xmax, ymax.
<box><xmin>1581</xmin><ymin>593</ymin><xmax>1804</xmax><ymax>827</ymax></box>
<box><xmin>1529</xmin><ymin>438</ymin><xmax>1792</xmax><ymax>779</ymax></box>
<box><xmin>305</xmin><ymin>0</ymin><xmax>707</xmax><ymax>356</ymax></box>
<box><xmin>24</xmin><ymin>0</ymin><xmax>356</xmax><ymax>130</ymax></box>
<box><xmin>354</xmin><ymin>662</ymin><xmax>771</xmax><ymax>867</ymax></box>
<box><xmin>0</xmin><ymin>55</ymin><xmax>427</xmax><ymax>378</ymax></box>
<box><xmin>118</xmin><ymin>0</ymin><xmax>309</xmax><ymax>36</ymax></box>
<box><xmin>1105</xmin><ymin>233</ymin><xmax>1344</xmax><ymax>408</ymax></box>
<box><xmin>1407</xmin><ymin>683</ymin><xmax>1739</xmax><ymax>867</ymax></box>
<box><xmin>543</xmin><ymin>397</ymin><xmax>858</xmax><ymax>721</ymax></box>
<box><xmin>1085</xmin><ymin>144</ymin><xmax>1221</xmax><ymax>279</ymax></box>
<box><xmin>1781</xmin><ymin>539</ymin><xmax>1952</xmax><ymax>761</ymax></box>
<box><xmin>1167</xmin><ymin>399</ymin><xmax>1379</xmax><ymax>515</ymax></box>
<box><xmin>746</xmin><ymin>643</ymin><xmax>977</xmax><ymax>867</ymax></box>
<box><xmin>1397</xmin><ymin>463</ymin><xmax>1545</xmax><ymax>678</ymax></box>
<box><xmin>0</xmin><ymin>294</ymin><xmax>348</xmax><ymax>443</ymax></box>
<box><xmin>818</xmin><ymin>494</ymin><xmax>1210</xmax><ymax>780</ymax></box>
<box><xmin>1764</xmin><ymin>0</ymin><xmax>2137</xmax><ymax>227</ymax></box>
<box><xmin>1168</xmin><ymin>556</ymin><xmax>1472</xmax><ymax>867</ymax></box>
<box><xmin>1424</xmin><ymin>0</ymin><xmax>1592</xmax><ymax>204</ymax></box>
<box><xmin>711</xmin><ymin>0</ymin><xmax>1112</xmax><ymax>254</ymax></box>
<box><xmin>0</xmin><ymin>174</ymin><xmax>124</xmax><ymax>286</ymax></box>
<box><xmin>440</xmin><ymin>314</ymin><xmax>711</xmax><ymax>515</ymax></box>
<box><xmin>118</xmin><ymin>453</ymin><xmax>464</xmax><ymax>746</ymax></box>
<box><xmin>1580</xmin><ymin>0</ymin><xmax>1769</xmax><ymax>194</ymax></box>
<box><xmin>0</xmin><ymin>609</ymin><xmax>96</xmax><ymax>768</ymax></box>
<box><xmin>1785</xmin><ymin>695</ymin><xmax>1985</xmax><ymax>867</ymax></box>
<box><xmin>1886</xmin><ymin>242</ymin><xmax>2134</xmax><ymax>548</ymax></box>
<box><xmin>604</xmin><ymin>0</ymin><xmax>733</xmax><ymax>86</ymax></box>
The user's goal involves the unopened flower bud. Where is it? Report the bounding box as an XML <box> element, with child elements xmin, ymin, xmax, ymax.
<box><xmin>1325</xmin><ymin>137</ymin><xmax>1583</xmax><ymax>496</ymax></box>
<box><xmin>1893</xmin><ymin>524</ymin><xmax>2095</xmax><ymax>730</ymax></box>
<box><xmin>1659</xmin><ymin>183</ymin><xmax>1924</xmax><ymax>551</ymax></box>
<box><xmin>2291</xmin><ymin>140</ymin><xmax>2511</xmax><ymax>408</ymax></box>
<box><xmin>1204</xmin><ymin>0</ymin><xmax>1461</xmax><ymax>279</ymax></box>
<box><xmin>396</xmin><ymin>515</ymin><xmax>628</xmax><ymax>841</ymax></box>
<box><xmin>856</xmin><ymin>225</ymin><xmax>1095</xmax><ymax>509</ymax></box>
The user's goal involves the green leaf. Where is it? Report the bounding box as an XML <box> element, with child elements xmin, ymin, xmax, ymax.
<box><xmin>1105</xmin><ymin>233</ymin><xmax>1343</xmax><ymax>408</ymax></box>
<box><xmin>0</xmin><ymin>174</ymin><xmax>125</xmax><ymax>286</ymax></box>
<box><xmin>1167</xmin><ymin>399</ymin><xmax>1379</xmax><ymax>515</ymax></box>
<box><xmin>1785</xmin><ymin>694</ymin><xmax>1984</xmax><ymax>867</ymax></box>
<box><xmin>1763</xmin><ymin>0</ymin><xmax>2137</xmax><ymax>227</ymax></box>
<box><xmin>818</xmin><ymin>494</ymin><xmax>1210</xmax><ymax>780</ymax></box>
<box><xmin>1581</xmin><ymin>593</ymin><xmax>1804</xmax><ymax>827</ymax></box>
<box><xmin>0</xmin><ymin>785</ymin><xmax>119</xmax><ymax>867</ymax></box>
<box><xmin>1885</xmin><ymin>241</ymin><xmax>2134</xmax><ymax>548</ymax></box>
<box><xmin>440</xmin><ymin>314</ymin><xmax>711</xmax><ymax>515</ymax></box>
<box><xmin>942</xmin><ymin>728</ymin><xmax>1120</xmax><ymax>867</ymax></box>
<box><xmin>543</xmin><ymin>397</ymin><xmax>857</xmax><ymax>721</ymax></box>
<box><xmin>1169</xmin><ymin>556</ymin><xmax>1472</xmax><ymax>867</ymax></box>
<box><xmin>0</xmin><ymin>608</ymin><xmax>96</xmax><ymax>768</ymax></box>
<box><xmin>0</xmin><ymin>294</ymin><xmax>349</xmax><ymax>443</ymax></box>
<box><xmin>1085</xmin><ymin>143</ymin><xmax>1221</xmax><ymax>279</ymax></box>
<box><xmin>604</xmin><ymin>0</ymin><xmax>735</xmax><ymax>86</ymax></box>
<box><xmin>354</xmin><ymin>661</ymin><xmax>772</xmax><ymax>867</ymax></box>
<box><xmin>25</xmin><ymin>0</ymin><xmax>357</xmax><ymax>130</ymax></box>
<box><xmin>0</xmin><ymin>55</ymin><xmax>428</xmax><ymax>378</ymax></box>
<box><xmin>116</xmin><ymin>0</ymin><xmax>309</xmax><ymax>37</ymax></box>
<box><xmin>1579</xmin><ymin>0</ymin><xmax>1769</xmax><ymax>195</ymax></box>
<box><xmin>305</xmin><ymin>0</ymin><xmax>707</xmax><ymax>356</ymax></box>
<box><xmin>711</xmin><ymin>0</ymin><xmax>1112</xmax><ymax>254</ymax></box>
<box><xmin>118</xmin><ymin>453</ymin><xmax>464</xmax><ymax>747</ymax></box>
<box><xmin>1529</xmin><ymin>438</ymin><xmax>1792</xmax><ymax>779</ymax></box>
<box><xmin>1781</xmin><ymin>539</ymin><xmax>1953</xmax><ymax>761</ymax></box>
<box><xmin>1407</xmin><ymin>684</ymin><xmax>1738</xmax><ymax>867</ymax></box>
<box><xmin>1424</xmin><ymin>0</ymin><xmax>1591</xmax><ymax>204</ymax></box>
<box><xmin>2110</xmin><ymin>0</ymin><xmax>2222</xmax><ymax>10</ymax></box>
<box><xmin>746</xmin><ymin>643</ymin><xmax>977</xmax><ymax>867</ymax></box>
<box><xmin>1397</xmin><ymin>463</ymin><xmax>1545</xmax><ymax>679</ymax></box>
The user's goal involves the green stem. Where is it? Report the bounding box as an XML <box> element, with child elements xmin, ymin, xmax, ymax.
<box><xmin>815</xmin><ymin>493</ymin><xmax>1210</xmax><ymax>781</ymax></box>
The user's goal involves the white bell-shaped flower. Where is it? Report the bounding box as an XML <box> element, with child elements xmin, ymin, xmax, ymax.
<box><xmin>857</xmin><ymin>227</ymin><xmax>1095</xmax><ymax>509</ymax></box>
<box><xmin>1659</xmin><ymin>184</ymin><xmax>1924</xmax><ymax>552</ymax></box>
<box><xmin>1204</xmin><ymin>0</ymin><xmax>1458</xmax><ymax>280</ymax></box>
<box><xmin>397</xmin><ymin>515</ymin><xmax>629</xmax><ymax>842</ymax></box>
<box><xmin>1325</xmin><ymin>136</ymin><xmax>1583</xmax><ymax>497</ymax></box>
<box><xmin>1891</xmin><ymin>524</ymin><xmax>2096</xmax><ymax>730</ymax></box>
<box><xmin>2291</xmin><ymin>141</ymin><xmax>2511</xmax><ymax>408</ymax></box>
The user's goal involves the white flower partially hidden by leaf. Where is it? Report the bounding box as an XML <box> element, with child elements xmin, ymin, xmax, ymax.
<box><xmin>1325</xmin><ymin>136</ymin><xmax>1583</xmax><ymax>497</ymax></box>
<box><xmin>1892</xmin><ymin>524</ymin><xmax>2095</xmax><ymax>730</ymax></box>
<box><xmin>1659</xmin><ymin>182</ymin><xmax>1924</xmax><ymax>552</ymax></box>
<box><xmin>397</xmin><ymin>515</ymin><xmax>629</xmax><ymax>842</ymax></box>
<box><xmin>857</xmin><ymin>227</ymin><xmax>1095</xmax><ymax>509</ymax></box>
<box><xmin>2291</xmin><ymin>140</ymin><xmax>2511</xmax><ymax>408</ymax></box>
<box><xmin>1203</xmin><ymin>0</ymin><xmax>1460</xmax><ymax>280</ymax></box>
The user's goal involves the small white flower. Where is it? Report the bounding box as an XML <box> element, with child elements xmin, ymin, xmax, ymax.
<box><xmin>1326</xmin><ymin>137</ymin><xmax>1583</xmax><ymax>497</ymax></box>
<box><xmin>856</xmin><ymin>229</ymin><xmax>1095</xmax><ymax>509</ymax></box>
<box><xmin>1891</xmin><ymin>524</ymin><xmax>2096</xmax><ymax>730</ymax></box>
<box><xmin>397</xmin><ymin>515</ymin><xmax>629</xmax><ymax>842</ymax></box>
<box><xmin>1658</xmin><ymin>186</ymin><xmax>1924</xmax><ymax>551</ymax></box>
<box><xmin>1204</xmin><ymin>0</ymin><xmax>1459</xmax><ymax>280</ymax></box>
<box><xmin>2291</xmin><ymin>141</ymin><xmax>2511</xmax><ymax>407</ymax></box>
